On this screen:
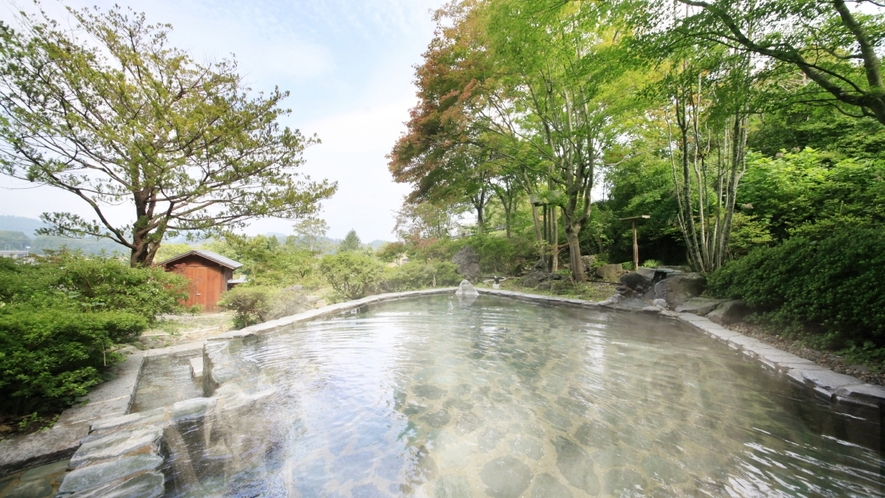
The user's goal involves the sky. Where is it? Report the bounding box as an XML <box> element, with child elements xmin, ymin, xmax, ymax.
<box><xmin>0</xmin><ymin>0</ymin><xmax>445</xmax><ymax>242</ymax></box>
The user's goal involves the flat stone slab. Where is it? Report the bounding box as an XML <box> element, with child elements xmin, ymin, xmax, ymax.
<box><xmin>57</xmin><ymin>453</ymin><xmax>163</xmax><ymax>494</ymax></box>
<box><xmin>674</xmin><ymin>297</ymin><xmax>723</xmax><ymax>315</ymax></box>
<box><xmin>189</xmin><ymin>357</ymin><xmax>203</xmax><ymax>379</ymax></box>
<box><xmin>0</xmin><ymin>421</ymin><xmax>89</xmax><ymax>475</ymax></box>
<box><xmin>69</xmin><ymin>427</ymin><xmax>163</xmax><ymax>469</ymax></box>
<box><xmin>835</xmin><ymin>383</ymin><xmax>885</xmax><ymax>407</ymax></box>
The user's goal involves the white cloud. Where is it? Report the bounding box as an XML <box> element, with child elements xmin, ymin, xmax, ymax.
<box><xmin>0</xmin><ymin>0</ymin><xmax>444</xmax><ymax>243</ymax></box>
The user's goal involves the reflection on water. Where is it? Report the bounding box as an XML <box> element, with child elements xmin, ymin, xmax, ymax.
<box><xmin>159</xmin><ymin>295</ymin><xmax>885</xmax><ymax>497</ymax></box>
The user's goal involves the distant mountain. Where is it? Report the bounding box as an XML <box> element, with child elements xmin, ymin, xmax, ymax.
<box><xmin>367</xmin><ymin>240</ymin><xmax>389</xmax><ymax>250</ymax></box>
<box><xmin>0</xmin><ymin>215</ymin><xmax>46</xmax><ymax>237</ymax></box>
<box><xmin>0</xmin><ymin>216</ymin><xmax>127</xmax><ymax>255</ymax></box>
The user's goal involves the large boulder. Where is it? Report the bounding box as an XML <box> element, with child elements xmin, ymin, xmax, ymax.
<box><xmin>522</xmin><ymin>269</ymin><xmax>563</xmax><ymax>288</ymax></box>
<box><xmin>455</xmin><ymin>280</ymin><xmax>479</xmax><ymax>297</ymax></box>
<box><xmin>674</xmin><ymin>297</ymin><xmax>723</xmax><ymax>316</ymax></box>
<box><xmin>706</xmin><ymin>299</ymin><xmax>750</xmax><ymax>325</ymax></box>
<box><xmin>654</xmin><ymin>273</ymin><xmax>706</xmax><ymax>309</ymax></box>
<box><xmin>452</xmin><ymin>246</ymin><xmax>481</xmax><ymax>282</ymax></box>
<box><xmin>596</xmin><ymin>263</ymin><xmax>625</xmax><ymax>281</ymax></box>
<box><xmin>616</xmin><ymin>272</ymin><xmax>652</xmax><ymax>297</ymax></box>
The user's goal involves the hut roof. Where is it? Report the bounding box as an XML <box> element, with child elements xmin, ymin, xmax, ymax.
<box><xmin>156</xmin><ymin>249</ymin><xmax>243</xmax><ymax>270</ymax></box>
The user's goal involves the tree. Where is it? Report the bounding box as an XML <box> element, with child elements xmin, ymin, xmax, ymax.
<box><xmin>483</xmin><ymin>0</ymin><xmax>638</xmax><ymax>281</ymax></box>
<box><xmin>338</xmin><ymin>229</ymin><xmax>362</xmax><ymax>252</ymax></box>
<box><xmin>669</xmin><ymin>0</ymin><xmax>885</xmax><ymax>125</ymax></box>
<box><xmin>0</xmin><ymin>5</ymin><xmax>336</xmax><ymax>267</ymax></box>
<box><xmin>291</xmin><ymin>217</ymin><xmax>329</xmax><ymax>253</ymax></box>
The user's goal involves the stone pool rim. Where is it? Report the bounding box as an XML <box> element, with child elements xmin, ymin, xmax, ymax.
<box><xmin>2</xmin><ymin>286</ymin><xmax>883</xmax><ymax>492</ymax></box>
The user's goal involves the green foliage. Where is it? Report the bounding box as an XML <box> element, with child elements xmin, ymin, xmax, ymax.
<box><xmin>319</xmin><ymin>252</ymin><xmax>383</xmax><ymax>301</ymax></box>
<box><xmin>709</xmin><ymin>227</ymin><xmax>885</xmax><ymax>349</ymax></box>
<box><xmin>467</xmin><ymin>234</ymin><xmax>536</xmax><ymax>275</ymax></box>
<box><xmin>155</xmin><ymin>243</ymin><xmax>196</xmax><ymax>263</ymax></box>
<box><xmin>740</xmin><ymin>149</ymin><xmax>885</xmax><ymax>241</ymax></box>
<box><xmin>0</xmin><ymin>5</ymin><xmax>335</xmax><ymax>266</ymax></box>
<box><xmin>0</xmin><ymin>253</ymin><xmax>185</xmax><ymax>416</ymax></box>
<box><xmin>338</xmin><ymin>230</ymin><xmax>362</xmax><ymax>253</ymax></box>
<box><xmin>0</xmin><ymin>230</ymin><xmax>30</xmax><ymax>250</ymax></box>
<box><xmin>204</xmin><ymin>234</ymin><xmax>319</xmax><ymax>288</ymax></box>
<box><xmin>0</xmin><ymin>252</ymin><xmax>187</xmax><ymax>323</ymax></box>
<box><xmin>376</xmin><ymin>241</ymin><xmax>408</xmax><ymax>263</ymax></box>
<box><xmin>727</xmin><ymin>213</ymin><xmax>774</xmax><ymax>258</ymax></box>
<box><xmin>0</xmin><ymin>307</ymin><xmax>146</xmax><ymax>414</ymax></box>
<box><xmin>219</xmin><ymin>285</ymin><xmax>312</xmax><ymax>329</ymax></box>
<box><xmin>219</xmin><ymin>286</ymin><xmax>276</xmax><ymax>329</ymax></box>
<box><xmin>380</xmin><ymin>261</ymin><xmax>461</xmax><ymax>292</ymax></box>
<box><xmin>30</xmin><ymin>236</ymin><xmax>124</xmax><ymax>257</ymax></box>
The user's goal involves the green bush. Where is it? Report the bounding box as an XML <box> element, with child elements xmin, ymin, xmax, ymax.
<box><xmin>709</xmin><ymin>227</ymin><xmax>885</xmax><ymax>348</ymax></box>
<box><xmin>219</xmin><ymin>286</ymin><xmax>276</xmax><ymax>328</ymax></box>
<box><xmin>0</xmin><ymin>252</ymin><xmax>188</xmax><ymax>322</ymax></box>
<box><xmin>218</xmin><ymin>285</ymin><xmax>313</xmax><ymax>329</ymax></box>
<box><xmin>469</xmin><ymin>235</ymin><xmax>535</xmax><ymax>275</ymax></box>
<box><xmin>0</xmin><ymin>308</ymin><xmax>147</xmax><ymax>414</ymax></box>
<box><xmin>319</xmin><ymin>252</ymin><xmax>383</xmax><ymax>301</ymax></box>
<box><xmin>381</xmin><ymin>261</ymin><xmax>461</xmax><ymax>292</ymax></box>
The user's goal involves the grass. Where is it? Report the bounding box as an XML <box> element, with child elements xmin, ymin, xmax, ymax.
<box><xmin>486</xmin><ymin>277</ymin><xmax>615</xmax><ymax>302</ymax></box>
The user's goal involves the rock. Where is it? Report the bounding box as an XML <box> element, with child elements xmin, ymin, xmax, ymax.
<box><xmin>616</xmin><ymin>272</ymin><xmax>651</xmax><ymax>296</ymax></box>
<box><xmin>581</xmin><ymin>255</ymin><xmax>597</xmax><ymax>273</ymax></box>
<box><xmin>554</xmin><ymin>436</ymin><xmax>600</xmax><ymax>495</ymax></box>
<box><xmin>455</xmin><ymin>280</ymin><xmax>479</xmax><ymax>297</ymax></box>
<box><xmin>452</xmin><ymin>246</ymin><xmax>481</xmax><ymax>282</ymax></box>
<box><xmin>706</xmin><ymin>299</ymin><xmax>750</xmax><ymax>325</ymax></box>
<box><xmin>602</xmin><ymin>297</ymin><xmax>648</xmax><ymax>311</ymax></box>
<box><xmin>522</xmin><ymin>269</ymin><xmax>561</xmax><ymax>288</ymax></box>
<box><xmin>595</xmin><ymin>264</ymin><xmax>625</xmax><ymax>281</ymax></box>
<box><xmin>57</xmin><ymin>454</ymin><xmax>163</xmax><ymax>494</ymax></box>
<box><xmin>635</xmin><ymin>267</ymin><xmax>656</xmax><ymax>280</ymax></box>
<box><xmin>69</xmin><ymin>427</ymin><xmax>163</xmax><ymax>469</ymax></box>
<box><xmin>674</xmin><ymin>297</ymin><xmax>723</xmax><ymax>316</ymax></box>
<box><xmin>531</xmin><ymin>473</ymin><xmax>573</xmax><ymax>498</ymax></box>
<box><xmin>653</xmin><ymin>273</ymin><xmax>706</xmax><ymax>309</ymax></box>
<box><xmin>652</xmin><ymin>298</ymin><xmax>668</xmax><ymax>309</ymax></box>
<box><xmin>480</xmin><ymin>456</ymin><xmax>533</xmax><ymax>498</ymax></box>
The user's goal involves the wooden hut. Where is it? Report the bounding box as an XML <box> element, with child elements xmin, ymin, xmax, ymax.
<box><xmin>158</xmin><ymin>250</ymin><xmax>243</xmax><ymax>312</ymax></box>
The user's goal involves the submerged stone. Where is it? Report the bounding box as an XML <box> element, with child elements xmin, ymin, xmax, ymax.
<box><xmin>420</xmin><ymin>409</ymin><xmax>451</xmax><ymax>428</ymax></box>
<box><xmin>480</xmin><ymin>456</ymin><xmax>533</xmax><ymax>498</ymax></box>
<box><xmin>58</xmin><ymin>453</ymin><xmax>163</xmax><ymax>494</ymax></box>
<box><xmin>69</xmin><ymin>427</ymin><xmax>162</xmax><ymax>469</ymax></box>
<box><xmin>530</xmin><ymin>473</ymin><xmax>573</xmax><ymax>498</ymax></box>
<box><xmin>433</xmin><ymin>475</ymin><xmax>472</xmax><ymax>498</ymax></box>
<box><xmin>554</xmin><ymin>436</ymin><xmax>600</xmax><ymax>495</ymax></box>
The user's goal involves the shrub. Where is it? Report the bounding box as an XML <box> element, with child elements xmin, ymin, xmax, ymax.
<box><xmin>219</xmin><ymin>286</ymin><xmax>313</xmax><ymax>328</ymax></box>
<box><xmin>319</xmin><ymin>252</ymin><xmax>383</xmax><ymax>301</ymax></box>
<box><xmin>381</xmin><ymin>261</ymin><xmax>461</xmax><ymax>292</ymax></box>
<box><xmin>0</xmin><ymin>252</ymin><xmax>188</xmax><ymax>322</ymax></box>
<box><xmin>0</xmin><ymin>308</ymin><xmax>147</xmax><ymax>414</ymax></box>
<box><xmin>708</xmin><ymin>227</ymin><xmax>885</xmax><ymax>348</ymax></box>
<box><xmin>219</xmin><ymin>286</ymin><xmax>276</xmax><ymax>328</ymax></box>
<box><xmin>469</xmin><ymin>235</ymin><xmax>535</xmax><ymax>275</ymax></box>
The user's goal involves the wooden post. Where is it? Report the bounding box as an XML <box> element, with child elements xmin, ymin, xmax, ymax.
<box><xmin>632</xmin><ymin>220</ymin><xmax>639</xmax><ymax>271</ymax></box>
<box><xmin>619</xmin><ymin>215</ymin><xmax>650</xmax><ymax>271</ymax></box>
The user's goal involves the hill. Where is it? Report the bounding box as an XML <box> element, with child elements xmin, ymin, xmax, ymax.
<box><xmin>0</xmin><ymin>215</ymin><xmax>46</xmax><ymax>237</ymax></box>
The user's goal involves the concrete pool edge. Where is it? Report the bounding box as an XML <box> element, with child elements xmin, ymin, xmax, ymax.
<box><xmin>6</xmin><ymin>286</ymin><xmax>883</xmax><ymax>495</ymax></box>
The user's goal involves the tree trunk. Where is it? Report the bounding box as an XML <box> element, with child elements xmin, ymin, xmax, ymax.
<box><xmin>566</xmin><ymin>224</ymin><xmax>585</xmax><ymax>282</ymax></box>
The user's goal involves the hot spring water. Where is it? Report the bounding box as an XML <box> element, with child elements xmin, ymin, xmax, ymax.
<box><xmin>132</xmin><ymin>295</ymin><xmax>884</xmax><ymax>497</ymax></box>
